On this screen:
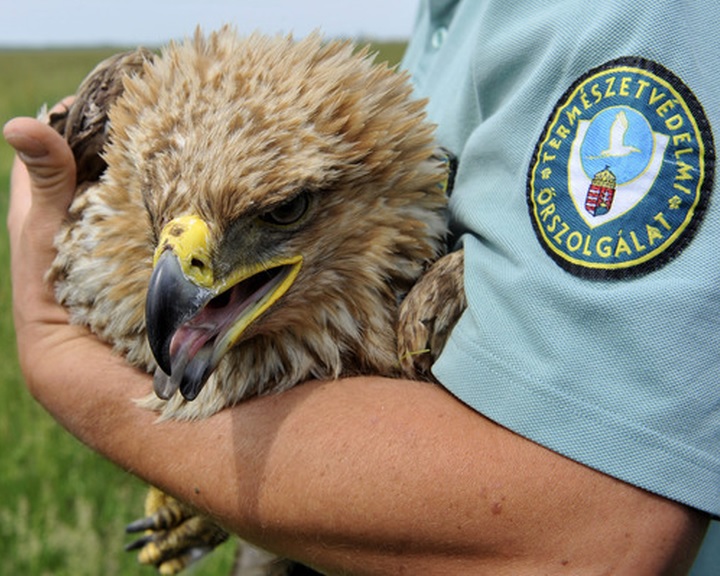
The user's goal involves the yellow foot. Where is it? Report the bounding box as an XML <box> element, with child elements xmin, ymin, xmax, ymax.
<box><xmin>126</xmin><ymin>487</ymin><xmax>228</xmax><ymax>574</ymax></box>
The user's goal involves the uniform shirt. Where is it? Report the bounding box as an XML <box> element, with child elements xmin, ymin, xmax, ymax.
<box><xmin>402</xmin><ymin>0</ymin><xmax>720</xmax><ymax>526</ymax></box>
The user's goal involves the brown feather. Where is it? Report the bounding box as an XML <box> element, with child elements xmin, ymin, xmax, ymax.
<box><xmin>49</xmin><ymin>27</ymin><xmax>464</xmax><ymax>422</ymax></box>
<box><xmin>48</xmin><ymin>48</ymin><xmax>154</xmax><ymax>186</ymax></box>
<box><xmin>398</xmin><ymin>249</ymin><xmax>467</xmax><ymax>378</ymax></box>
<box><xmin>48</xmin><ymin>27</ymin><xmax>467</xmax><ymax>575</ymax></box>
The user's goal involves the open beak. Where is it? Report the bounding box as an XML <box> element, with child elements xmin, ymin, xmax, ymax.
<box><xmin>145</xmin><ymin>249</ymin><xmax>213</xmax><ymax>395</ymax></box>
<box><xmin>145</xmin><ymin>216</ymin><xmax>302</xmax><ymax>402</ymax></box>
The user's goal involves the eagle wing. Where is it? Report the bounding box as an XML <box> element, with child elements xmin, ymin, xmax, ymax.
<box><xmin>49</xmin><ymin>48</ymin><xmax>153</xmax><ymax>186</ymax></box>
<box><xmin>398</xmin><ymin>249</ymin><xmax>466</xmax><ymax>379</ymax></box>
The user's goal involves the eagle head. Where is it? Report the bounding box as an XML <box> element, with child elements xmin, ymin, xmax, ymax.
<box><xmin>54</xmin><ymin>28</ymin><xmax>450</xmax><ymax>417</ymax></box>
<box><xmin>146</xmin><ymin>213</ymin><xmax>304</xmax><ymax>400</ymax></box>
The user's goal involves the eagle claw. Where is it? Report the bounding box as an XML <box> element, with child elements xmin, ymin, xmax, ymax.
<box><xmin>126</xmin><ymin>486</ymin><xmax>228</xmax><ymax>575</ymax></box>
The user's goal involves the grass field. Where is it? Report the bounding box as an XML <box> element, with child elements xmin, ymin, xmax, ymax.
<box><xmin>0</xmin><ymin>40</ymin><xmax>406</xmax><ymax>575</ymax></box>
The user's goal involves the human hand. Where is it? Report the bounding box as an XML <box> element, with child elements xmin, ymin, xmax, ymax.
<box><xmin>4</xmin><ymin>110</ymin><xmax>86</xmax><ymax>401</ymax></box>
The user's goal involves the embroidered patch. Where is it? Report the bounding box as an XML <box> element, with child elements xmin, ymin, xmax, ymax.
<box><xmin>527</xmin><ymin>57</ymin><xmax>714</xmax><ymax>279</ymax></box>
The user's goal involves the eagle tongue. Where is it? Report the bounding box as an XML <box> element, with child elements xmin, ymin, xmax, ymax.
<box><xmin>160</xmin><ymin>317</ymin><xmax>219</xmax><ymax>401</ymax></box>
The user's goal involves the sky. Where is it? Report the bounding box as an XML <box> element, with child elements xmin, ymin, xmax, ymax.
<box><xmin>0</xmin><ymin>0</ymin><xmax>421</xmax><ymax>48</ymax></box>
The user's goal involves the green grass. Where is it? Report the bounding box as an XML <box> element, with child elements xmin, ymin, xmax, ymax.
<box><xmin>0</xmin><ymin>40</ymin><xmax>406</xmax><ymax>575</ymax></box>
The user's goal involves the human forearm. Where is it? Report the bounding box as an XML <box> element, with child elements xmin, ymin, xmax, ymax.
<box><xmin>45</xmin><ymin>365</ymin><xmax>709</xmax><ymax>575</ymax></box>
<box><xmin>12</xmin><ymin>322</ymin><xmax>707</xmax><ymax>576</ymax></box>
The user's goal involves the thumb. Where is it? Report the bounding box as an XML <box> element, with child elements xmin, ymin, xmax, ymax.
<box><xmin>4</xmin><ymin>116</ymin><xmax>76</xmax><ymax>235</ymax></box>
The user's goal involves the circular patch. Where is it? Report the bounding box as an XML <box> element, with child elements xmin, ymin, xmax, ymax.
<box><xmin>527</xmin><ymin>57</ymin><xmax>715</xmax><ymax>279</ymax></box>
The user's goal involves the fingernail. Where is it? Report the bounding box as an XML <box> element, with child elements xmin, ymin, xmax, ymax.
<box><xmin>6</xmin><ymin>132</ymin><xmax>49</xmax><ymax>160</ymax></box>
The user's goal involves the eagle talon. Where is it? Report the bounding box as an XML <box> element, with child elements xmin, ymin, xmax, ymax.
<box><xmin>126</xmin><ymin>515</ymin><xmax>164</xmax><ymax>534</ymax></box>
<box><xmin>126</xmin><ymin>487</ymin><xmax>229</xmax><ymax>574</ymax></box>
<box><xmin>124</xmin><ymin>533</ymin><xmax>154</xmax><ymax>551</ymax></box>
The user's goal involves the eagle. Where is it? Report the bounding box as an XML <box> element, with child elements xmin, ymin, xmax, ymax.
<box><xmin>47</xmin><ymin>27</ymin><xmax>466</xmax><ymax>575</ymax></box>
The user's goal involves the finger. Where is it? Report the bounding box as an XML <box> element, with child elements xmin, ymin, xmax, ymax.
<box><xmin>4</xmin><ymin>116</ymin><xmax>76</xmax><ymax>243</ymax></box>
<box><xmin>53</xmin><ymin>95</ymin><xmax>76</xmax><ymax>113</ymax></box>
<box><xmin>41</xmin><ymin>96</ymin><xmax>75</xmax><ymax>123</ymax></box>
<box><xmin>7</xmin><ymin>156</ymin><xmax>32</xmax><ymax>237</ymax></box>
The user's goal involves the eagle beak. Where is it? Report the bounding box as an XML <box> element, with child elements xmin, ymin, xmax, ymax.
<box><xmin>145</xmin><ymin>216</ymin><xmax>303</xmax><ymax>402</ymax></box>
<box><xmin>146</xmin><ymin>249</ymin><xmax>214</xmax><ymax>388</ymax></box>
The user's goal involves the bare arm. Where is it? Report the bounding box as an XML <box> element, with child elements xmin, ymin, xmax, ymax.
<box><xmin>4</xmin><ymin>117</ymin><xmax>708</xmax><ymax>575</ymax></box>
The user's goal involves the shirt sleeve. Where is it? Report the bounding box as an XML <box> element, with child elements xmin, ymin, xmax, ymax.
<box><xmin>404</xmin><ymin>0</ymin><xmax>720</xmax><ymax>517</ymax></box>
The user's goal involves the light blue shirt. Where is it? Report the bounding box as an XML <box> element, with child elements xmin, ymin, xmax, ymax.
<box><xmin>402</xmin><ymin>0</ymin><xmax>720</xmax><ymax>570</ymax></box>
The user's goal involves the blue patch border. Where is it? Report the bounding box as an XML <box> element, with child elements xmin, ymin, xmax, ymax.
<box><xmin>527</xmin><ymin>56</ymin><xmax>715</xmax><ymax>280</ymax></box>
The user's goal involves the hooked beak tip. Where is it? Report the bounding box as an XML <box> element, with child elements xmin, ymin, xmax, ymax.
<box><xmin>145</xmin><ymin>250</ymin><xmax>211</xmax><ymax>377</ymax></box>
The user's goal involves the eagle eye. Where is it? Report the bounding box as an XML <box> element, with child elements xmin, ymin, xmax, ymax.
<box><xmin>260</xmin><ymin>192</ymin><xmax>310</xmax><ymax>226</ymax></box>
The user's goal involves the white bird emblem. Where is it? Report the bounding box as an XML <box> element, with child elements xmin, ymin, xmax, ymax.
<box><xmin>599</xmin><ymin>110</ymin><xmax>641</xmax><ymax>158</ymax></box>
